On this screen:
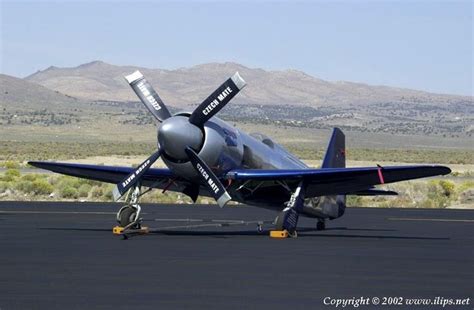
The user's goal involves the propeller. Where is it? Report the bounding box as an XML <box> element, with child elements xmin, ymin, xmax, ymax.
<box><xmin>189</xmin><ymin>72</ymin><xmax>246</xmax><ymax>126</ymax></box>
<box><xmin>185</xmin><ymin>147</ymin><xmax>231</xmax><ymax>207</ymax></box>
<box><xmin>113</xmin><ymin>71</ymin><xmax>246</xmax><ymax>207</ymax></box>
<box><xmin>112</xmin><ymin>149</ymin><xmax>162</xmax><ymax>201</ymax></box>
<box><xmin>125</xmin><ymin>70</ymin><xmax>172</xmax><ymax>122</ymax></box>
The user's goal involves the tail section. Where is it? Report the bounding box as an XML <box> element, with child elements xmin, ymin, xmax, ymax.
<box><xmin>322</xmin><ymin>127</ymin><xmax>345</xmax><ymax>168</ymax></box>
<box><xmin>321</xmin><ymin>128</ymin><xmax>346</xmax><ymax>218</ymax></box>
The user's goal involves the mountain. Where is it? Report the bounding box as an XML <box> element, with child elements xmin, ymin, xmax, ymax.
<box><xmin>0</xmin><ymin>74</ymin><xmax>83</xmax><ymax>110</ymax></box>
<box><xmin>25</xmin><ymin>61</ymin><xmax>470</xmax><ymax>108</ymax></box>
<box><xmin>4</xmin><ymin>62</ymin><xmax>471</xmax><ymax>139</ymax></box>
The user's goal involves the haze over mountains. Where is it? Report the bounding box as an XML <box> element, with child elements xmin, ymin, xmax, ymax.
<box><xmin>24</xmin><ymin>61</ymin><xmax>469</xmax><ymax>108</ymax></box>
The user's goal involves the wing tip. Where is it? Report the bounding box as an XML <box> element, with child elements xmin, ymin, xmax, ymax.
<box><xmin>438</xmin><ymin>165</ymin><xmax>451</xmax><ymax>175</ymax></box>
<box><xmin>27</xmin><ymin>161</ymin><xmax>47</xmax><ymax>169</ymax></box>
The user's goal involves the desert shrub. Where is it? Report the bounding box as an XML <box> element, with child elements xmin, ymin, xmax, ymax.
<box><xmin>101</xmin><ymin>185</ymin><xmax>114</xmax><ymax>200</ymax></box>
<box><xmin>47</xmin><ymin>175</ymin><xmax>63</xmax><ymax>186</ymax></box>
<box><xmin>459</xmin><ymin>189</ymin><xmax>474</xmax><ymax>204</ymax></box>
<box><xmin>60</xmin><ymin>186</ymin><xmax>78</xmax><ymax>199</ymax></box>
<box><xmin>346</xmin><ymin>195</ymin><xmax>363</xmax><ymax>207</ymax></box>
<box><xmin>57</xmin><ymin>177</ymin><xmax>83</xmax><ymax>190</ymax></box>
<box><xmin>419</xmin><ymin>198</ymin><xmax>437</xmax><ymax>208</ymax></box>
<box><xmin>15</xmin><ymin>180</ymin><xmax>34</xmax><ymax>193</ymax></box>
<box><xmin>4</xmin><ymin>161</ymin><xmax>20</xmax><ymax>169</ymax></box>
<box><xmin>457</xmin><ymin>181</ymin><xmax>474</xmax><ymax>193</ymax></box>
<box><xmin>21</xmin><ymin>174</ymin><xmax>39</xmax><ymax>182</ymax></box>
<box><xmin>425</xmin><ymin>180</ymin><xmax>452</xmax><ymax>208</ymax></box>
<box><xmin>90</xmin><ymin>186</ymin><xmax>104</xmax><ymax>198</ymax></box>
<box><xmin>140</xmin><ymin>190</ymin><xmax>187</xmax><ymax>204</ymax></box>
<box><xmin>5</xmin><ymin>169</ymin><xmax>20</xmax><ymax>177</ymax></box>
<box><xmin>0</xmin><ymin>181</ymin><xmax>12</xmax><ymax>192</ymax></box>
<box><xmin>32</xmin><ymin>179</ymin><xmax>54</xmax><ymax>195</ymax></box>
<box><xmin>438</xmin><ymin>180</ymin><xmax>455</xmax><ymax>197</ymax></box>
<box><xmin>2</xmin><ymin>169</ymin><xmax>20</xmax><ymax>182</ymax></box>
<box><xmin>78</xmin><ymin>184</ymin><xmax>92</xmax><ymax>198</ymax></box>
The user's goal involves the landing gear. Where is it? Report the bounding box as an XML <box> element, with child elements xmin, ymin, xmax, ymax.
<box><xmin>115</xmin><ymin>185</ymin><xmax>143</xmax><ymax>230</ymax></box>
<box><xmin>117</xmin><ymin>206</ymin><xmax>139</xmax><ymax>228</ymax></box>
<box><xmin>271</xmin><ymin>181</ymin><xmax>305</xmax><ymax>238</ymax></box>
<box><xmin>316</xmin><ymin>219</ymin><xmax>326</xmax><ymax>231</ymax></box>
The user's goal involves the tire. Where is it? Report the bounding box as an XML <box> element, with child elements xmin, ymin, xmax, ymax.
<box><xmin>119</xmin><ymin>207</ymin><xmax>137</xmax><ymax>227</ymax></box>
<box><xmin>316</xmin><ymin>221</ymin><xmax>326</xmax><ymax>231</ymax></box>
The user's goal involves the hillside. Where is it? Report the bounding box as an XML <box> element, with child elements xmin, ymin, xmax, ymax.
<box><xmin>2</xmin><ymin>61</ymin><xmax>472</xmax><ymax>143</ymax></box>
<box><xmin>25</xmin><ymin>61</ymin><xmax>470</xmax><ymax>108</ymax></box>
<box><xmin>0</xmin><ymin>74</ymin><xmax>83</xmax><ymax>109</ymax></box>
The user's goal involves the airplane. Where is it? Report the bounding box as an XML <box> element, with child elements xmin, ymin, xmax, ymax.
<box><xmin>29</xmin><ymin>71</ymin><xmax>451</xmax><ymax>237</ymax></box>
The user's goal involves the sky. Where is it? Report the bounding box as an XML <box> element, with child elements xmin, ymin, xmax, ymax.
<box><xmin>1</xmin><ymin>0</ymin><xmax>472</xmax><ymax>96</ymax></box>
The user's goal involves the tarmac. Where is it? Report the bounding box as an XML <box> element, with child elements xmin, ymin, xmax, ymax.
<box><xmin>0</xmin><ymin>201</ymin><xmax>472</xmax><ymax>309</ymax></box>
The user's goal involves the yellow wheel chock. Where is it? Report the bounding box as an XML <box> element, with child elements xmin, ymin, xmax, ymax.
<box><xmin>113</xmin><ymin>226</ymin><xmax>149</xmax><ymax>235</ymax></box>
<box><xmin>270</xmin><ymin>230</ymin><xmax>289</xmax><ymax>238</ymax></box>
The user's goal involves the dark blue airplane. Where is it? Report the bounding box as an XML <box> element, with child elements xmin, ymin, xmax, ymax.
<box><xmin>29</xmin><ymin>71</ymin><xmax>451</xmax><ymax>236</ymax></box>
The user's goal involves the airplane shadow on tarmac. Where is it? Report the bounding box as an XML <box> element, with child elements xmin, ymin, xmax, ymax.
<box><xmin>39</xmin><ymin>226</ymin><xmax>449</xmax><ymax>241</ymax></box>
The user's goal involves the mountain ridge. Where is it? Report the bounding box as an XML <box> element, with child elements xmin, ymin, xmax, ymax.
<box><xmin>25</xmin><ymin>60</ymin><xmax>470</xmax><ymax>108</ymax></box>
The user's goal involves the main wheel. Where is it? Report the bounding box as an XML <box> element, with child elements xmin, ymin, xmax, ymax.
<box><xmin>118</xmin><ymin>207</ymin><xmax>137</xmax><ymax>227</ymax></box>
<box><xmin>316</xmin><ymin>220</ymin><xmax>326</xmax><ymax>231</ymax></box>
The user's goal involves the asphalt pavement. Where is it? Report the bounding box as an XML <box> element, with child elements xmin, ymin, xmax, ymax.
<box><xmin>0</xmin><ymin>202</ymin><xmax>472</xmax><ymax>309</ymax></box>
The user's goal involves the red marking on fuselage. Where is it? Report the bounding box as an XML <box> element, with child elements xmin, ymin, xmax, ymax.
<box><xmin>377</xmin><ymin>167</ymin><xmax>385</xmax><ymax>184</ymax></box>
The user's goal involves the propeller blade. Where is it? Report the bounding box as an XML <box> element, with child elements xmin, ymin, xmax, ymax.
<box><xmin>185</xmin><ymin>147</ymin><xmax>231</xmax><ymax>207</ymax></box>
<box><xmin>112</xmin><ymin>149</ymin><xmax>162</xmax><ymax>201</ymax></box>
<box><xmin>125</xmin><ymin>70</ymin><xmax>172</xmax><ymax>122</ymax></box>
<box><xmin>188</xmin><ymin>72</ymin><xmax>246</xmax><ymax>126</ymax></box>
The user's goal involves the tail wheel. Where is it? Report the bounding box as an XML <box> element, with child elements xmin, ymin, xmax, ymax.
<box><xmin>118</xmin><ymin>207</ymin><xmax>137</xmax><ymax>227</ymax></box>
<box><xmin>316</xmin><ymin>220</ymin><xmax>326</xmax><ymax>231</ymax></box>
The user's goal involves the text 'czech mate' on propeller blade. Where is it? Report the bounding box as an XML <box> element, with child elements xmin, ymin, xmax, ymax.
<box><xmin>125</xmin><ymin>70</ymin><xmax>172</xmax><ymax>122</ymax></box>
<box><xmin>185</xmin><ymin>147</ymin><xmax>231</xmax><ymax>207</ymax></box>
<box><xmin>188</xmin><ymin>72</ymin><xmax>246</xmax><ymax>126</ymax></box>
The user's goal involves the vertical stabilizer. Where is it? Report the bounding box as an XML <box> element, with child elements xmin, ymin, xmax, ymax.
<box><xmin>322</xmin><ymin>128</ymin><xmax>345</xmax><ymax>168</ymax></box>
<box><xmin>320</xmin><ymin>128</ymin><xmax>346</xmax><ymax>219</ymax></box>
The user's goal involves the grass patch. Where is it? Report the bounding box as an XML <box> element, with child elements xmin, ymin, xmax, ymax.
<box><xmin>1</xmin><ymin>169</ymin><xmax>472</xmax><ymax>208</ymax></box>
<box><xmin>0</xmin><ymin>141</ymin><xmax>472</xmax><ymax>165</ymax></box>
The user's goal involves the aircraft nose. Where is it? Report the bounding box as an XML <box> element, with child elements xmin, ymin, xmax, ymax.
<box><xmin>158</xmin><ymin>116</ymin><xmax>203</xmax><ymax>161</ymax></box>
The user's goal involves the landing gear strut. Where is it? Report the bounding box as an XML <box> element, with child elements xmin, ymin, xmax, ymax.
<box><xmin>271</xmin><ymin>181</ymin><xmax>305</xmax><ymax>238</ymax></box>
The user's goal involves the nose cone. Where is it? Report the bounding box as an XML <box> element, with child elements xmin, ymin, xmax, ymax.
<box><xmin>158</xmin><ymin>116</ymin><xmax>203</xmax><ymax>160</ymax></box>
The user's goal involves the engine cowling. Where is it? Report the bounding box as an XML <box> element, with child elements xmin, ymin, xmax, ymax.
<box><xmin>159</xmin><ymin>114</ymin><xmax>244</xmax><ymax>180</ymax></box>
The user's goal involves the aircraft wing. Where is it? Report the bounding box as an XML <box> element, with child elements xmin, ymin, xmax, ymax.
<box><xmin>28</xmin><ymin>161</ymin><xmax>187</xmax><ymax>193</ymax></box>
<box><xmin>226</xmin><ymin>165</ymin><xmax>450</xmax><ymax>197</ymax></box>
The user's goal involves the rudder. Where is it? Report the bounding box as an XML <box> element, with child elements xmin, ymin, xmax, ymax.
<box><xmin>322</xmin><ymin>127</ymin><xmax>345</xmax><ymax>168</ymax></box>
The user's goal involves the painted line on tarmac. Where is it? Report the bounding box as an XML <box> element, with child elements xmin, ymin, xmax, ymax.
<box><xmin>0</xmin><ymin>211</ymin><xmax>117</xmax><ymax>215</ymax></box>
<box><xmin>388</xmin><ymin>217</ymin><xmax>474</xmax><ymax>223</ymax></box>
<box><xmin>153</xmin><ymin>218</ymin><xmax>247</xmax><ymax>223</ymax></box>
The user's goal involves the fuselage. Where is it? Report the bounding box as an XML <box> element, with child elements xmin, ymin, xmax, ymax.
<box><xmin>160</xmin><ymin>113</ymin><xmax>307</xmax><ymax>179</ymax></box>
<box><xmin>160</xmin><ymin>114</ymin><xmax>342</xmax><ymax>219</ymax></box>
